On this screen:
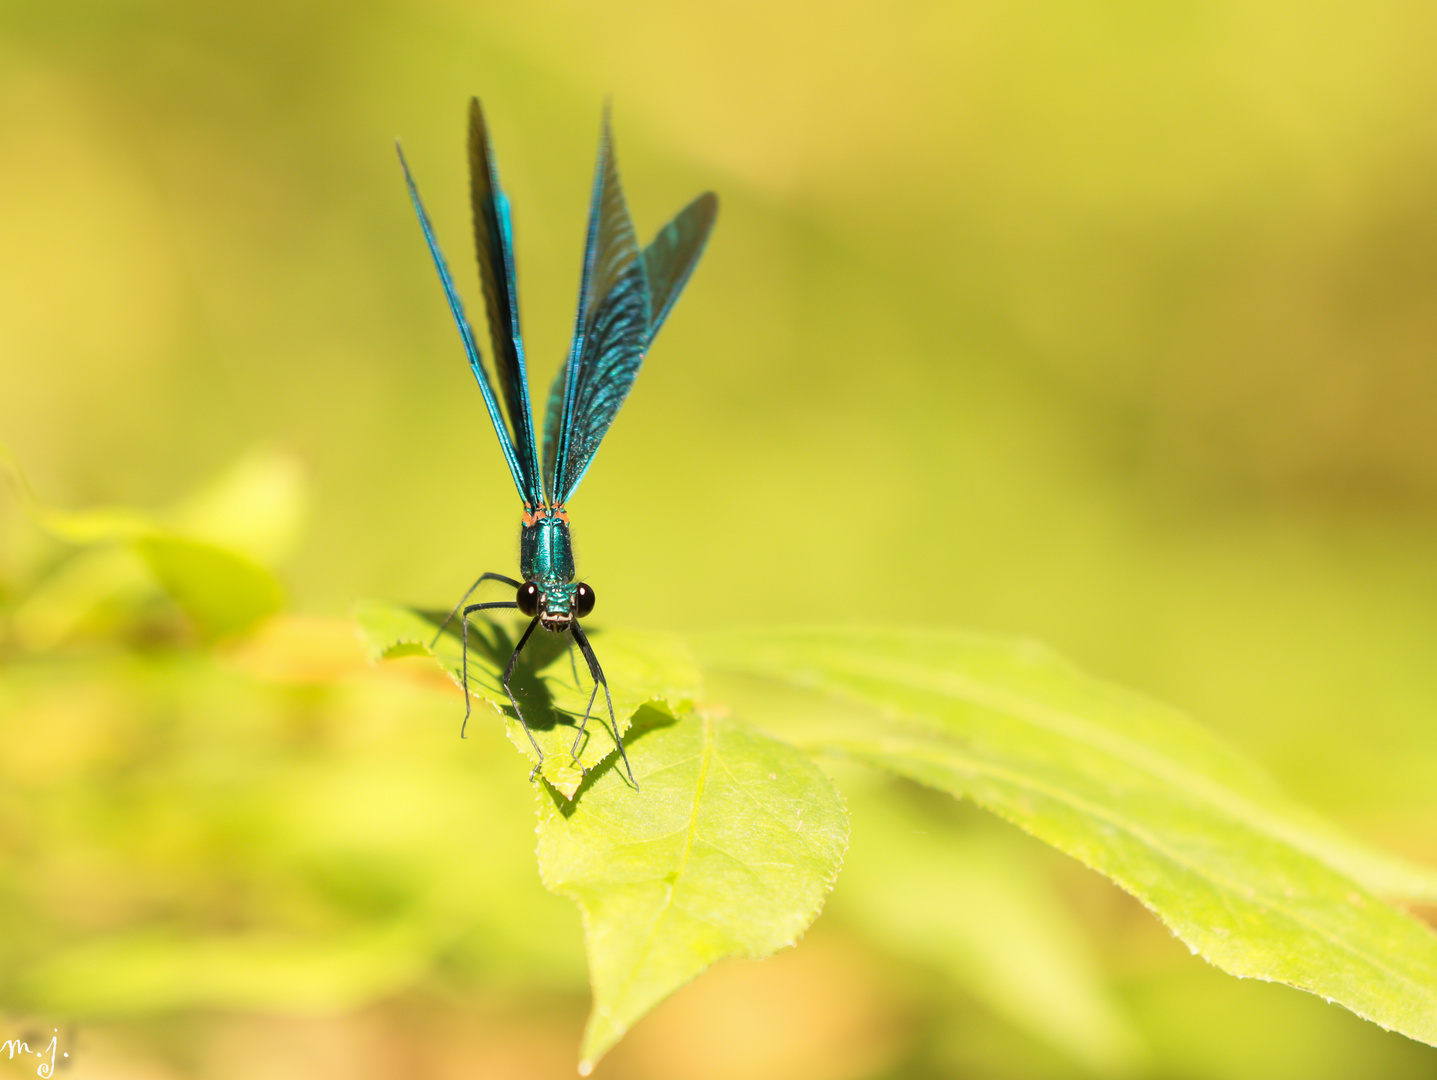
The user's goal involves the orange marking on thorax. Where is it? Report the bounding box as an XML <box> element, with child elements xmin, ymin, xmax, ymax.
<box><xmin>521</xmin><ymin>504</ymin><xmax>570</xmax><ymax>527</ymax></box>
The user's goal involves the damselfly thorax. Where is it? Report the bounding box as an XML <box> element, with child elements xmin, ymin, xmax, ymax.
<box><xmin>518</xmin><ymin>505</ymin><xmax>592</xmax><ymax>632</ymax></box>
<box><xmin>520</xmin><ymin>505</ymin><xmax>573</xmax><ymax>582</ymax></box>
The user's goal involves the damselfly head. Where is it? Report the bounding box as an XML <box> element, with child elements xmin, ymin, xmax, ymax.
<box><xmin>519</xmin><ymin>580</ymin><xmax>595</xmax><ymax>632</ymax></box>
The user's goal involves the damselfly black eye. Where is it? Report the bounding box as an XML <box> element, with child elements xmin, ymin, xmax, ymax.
<box><xmin>516</xmin><ymin>581</ymin><xmax>541</xmax><ymax>616</ymax></box>
<box><xmin>574</xmin><ymin>582</ymin><xmax>595</xmax><ymax>618</ymax></box>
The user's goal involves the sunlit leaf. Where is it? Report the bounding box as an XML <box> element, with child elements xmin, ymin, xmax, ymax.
<box><xmin>354</xmin><ymin>600</ymin><xmax>701</xmax><ymax>797</ymax></box>
<box><xmin>12</xmin><ymin>528</ymin><xmax>283</xmax><ymax>644</ymax></box>
<box><xmin>2</xmin><ymin>444</ymin><xmax>305</xmax><ymax>564</ymax></box>
<box><xmin>697</xmin><ymin>627</ymin><xmax>1437</xmax><ymax>1048</ymax></box>
<box><xmin>357</xmin><ymin>604</ymin><xmax>850</xmax><ymax>1069</ymax></box>
<box><xmin>352</xmin><ymin>598</ymin><xmax>439</xmax><ymax>663</ymax></box>
<box><xmin>836</xmin><ymin>779</ymin><xmax>1145</xmax><ymax>1074</ymax></box>
<box><xmin>534</xmin><ymin>706</ymin><xmax>848</xmax><ymax>1072</ymax></box>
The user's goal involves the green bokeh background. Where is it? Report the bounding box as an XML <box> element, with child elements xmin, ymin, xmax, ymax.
<box><xmin>2</xmin><ymin>0</ymin><xmax>1436</xmax><ymax>1076</ymax></box>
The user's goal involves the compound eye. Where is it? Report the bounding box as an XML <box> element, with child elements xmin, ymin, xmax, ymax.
<box><xmin>516</xmin><ymin>582</ymin><xmax>541</xmax><ymax>616</ymax></box>
<box><xmin>574</xmin><ymin>582</ymin><xmax>596</xmax><ymax>618</ymax></box>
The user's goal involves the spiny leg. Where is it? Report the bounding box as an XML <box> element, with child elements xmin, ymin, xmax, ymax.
<box><xmin>571</xmin><ymin>621</ymin><xmax>637</xmax><ymax>788</ymax></box>
<box><xmin>459</xmin><ymin>600</ymin><xmax>518</xmax><ymax>737</ymax></box>
<box><xmin>499</xmin><ymin>614</ymin><xmax>545</xmax><ymax>777</ymax></box>
<box><xmin>432</xmin><ymin>571</ymin><xmax>522</xmax><ymax>648</ymax></box>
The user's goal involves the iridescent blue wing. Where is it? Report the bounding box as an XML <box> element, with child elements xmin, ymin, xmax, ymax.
<box><xmin>467</xmin><ymin>99</ymin><xmax>543</xmax><ymax>507</ymax></box>
<box><xmin>644</xmin><ymin>191</ymin><xmax>718</xmax><ymax>337</ymax></box>
<box><xmin>543</xmin><ymin>111</ymin><xmax>652</xmax><ymax>506</ymax></box>
<box><xmin>398</xmin><ymin>143</ymin><xmax>533</xmax><ymax>503</ymax></box>
<box><xmin>543</xmin><ymin>120</ymin><xmax>718</xmax><ymax>505</ymax></box>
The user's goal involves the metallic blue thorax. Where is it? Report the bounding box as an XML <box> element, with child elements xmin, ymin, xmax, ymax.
<box><xmin>520</xmin><ymin>509</ymin><xmax>575</xmax><ymax>597</ymax></box>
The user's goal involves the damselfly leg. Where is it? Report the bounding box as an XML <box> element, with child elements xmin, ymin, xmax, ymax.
<box><xmin>431</xmin><ymin>572</ymin><xmax>521</xmax><ymax>648</ymax></box>
<box><xmin>457</xmin><ymin>598</ymin><xmax>519</xmax><ymax>739</ymax></box>
<box><xmin>572</xmin><ymin>622</ymin><xmax>637</xmax><ymax>788</ymax></box>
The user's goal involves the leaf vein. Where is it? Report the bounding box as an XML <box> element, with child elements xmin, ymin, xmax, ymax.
<box><xmin>711</xmin><ymin>755</ymin><xmax>829</xmax><ymax>861</ymax></box>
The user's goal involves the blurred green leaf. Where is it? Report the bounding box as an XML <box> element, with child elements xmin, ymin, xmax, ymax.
<box><xmin>18</xmin><ymin>926</ymin><xmax>435</xmax><ymax>1015</ymax></box>
<box><xmin>1</xmin><ymin>632</ymin><xmax>585</xmax><ymax>1019</ymax></box>
<box><xmin>12</xmin><ymin>535</ymin><xmax>283</xmax><ymax>646</ymax></box>
<box><xmin>2</xmin><ymin>445</ymin><xmax>296</xmax><ymax>641</ymax></box>
<box><xmin>2</xmin><ymin>441</ymin><xmax>156</xmax><ymax>544</ymax></box>
<box><xmin>354</xmin><ymin>600</ymin><xmax>701</xmax><ymax>797</ymax></box>
<box><xmin>836</xmin><ymin>779</ymin><xmax>1144</xmax><ymax>1074</ymax></box>
<box><xmin>535</xmin><ymin>706</ymin><xmax>848</xmax><ymax>1073</ymax></box>
<box><xmin>132</xmin><ymin>535</ymin><xmax>284</xmax><ymax>640</ymax></box>
<box><xmin>698</xmin><ymin>627</ymin><xmax>1437</xmax><ymax>1048</ymax></box>
<box><xmin>168</xmin><ymin>447</ymin><xmax>307</xmax><ymax>566</ymax></box>
<box><xmin>9</xmin><ymin>546</ymin><xmax>154</xmax><ymax>649</ymax></box>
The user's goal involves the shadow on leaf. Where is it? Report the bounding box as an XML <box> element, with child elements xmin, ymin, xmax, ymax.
<box><xmin>546</xmin><ymin>704</ymin><xmax>679</xmax><ymax>816</ymax></box>
<box><xmin>419</xmin><ymin>608</ymin><xmax>578</xmax><ymax>734</ymax></box>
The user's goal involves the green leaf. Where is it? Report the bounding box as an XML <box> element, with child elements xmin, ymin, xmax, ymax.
<box><xmin>836</xmin><ymin>779</ymin><xmax>1144</xmax><ymax>1073</ymax></box>
<box><xmin>698</xmin><ymin>626</ymin><xmax>1437</xmax><ymax>1048</ymax></box>
<box><xmin>356</xmin><ymin>604</ymin><xmax>850</xmax><ymax>1069</ymax></box>
<box><xmin>1</xmin><ymin>441</ymin><xmax>155</xmax><ymax>543</ymax></box>
<box><xmin>353</xmin><ymin>601</ymin><xmax>701</xmax><ymax>797</ymax></box>
<box><xmin>534</xmin><ymin>706</ymin><xmax>848</xmax><ymax>1073</ymax></box>
<box><xmin>132</xmin><ymin>535</ymin><xmax>285</xmax><ymax>639</ymax></box>
<box><xmin>10</xmin><ymin>546</ymin><xmax>155</xmax><ymax>649</ymax></box>
<box><xmin>353</xmin><ymin>598</ymin><xmax>438</xmax><ymax>663</ymax></box>
<box><xmin>2</xmin><ymin>444</ymin><xmax>295</xmax><ymax>641</ymax></box>
<box><xmin>13</xmin><ymin>534</ymin><xmax>283</xmax><ymax>645</ymax></box>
